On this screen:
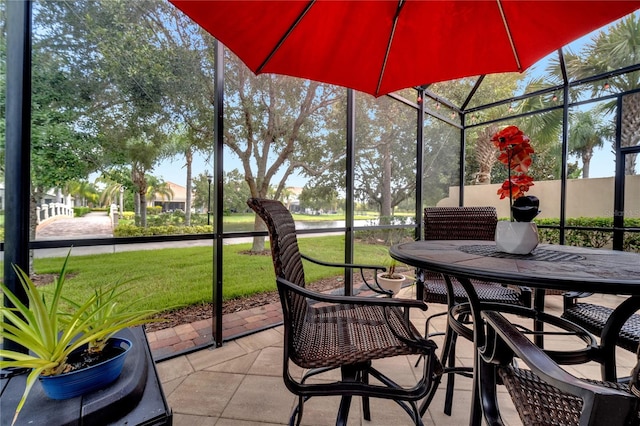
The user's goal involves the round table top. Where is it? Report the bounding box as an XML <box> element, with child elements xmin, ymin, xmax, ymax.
<box><xmin>390</xmin><ymin>240</ymin><xmax>640</xmax><ymax>295</ymax></box>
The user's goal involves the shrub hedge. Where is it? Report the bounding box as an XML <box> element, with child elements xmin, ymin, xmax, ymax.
<box><xmin>73</xmin><ymin>207</ymin><xmax>92</xmax><ymax>217</ymax></box>
<box><xmin>107</xmin><ymin>216</ymin><xmax>640</xmax><ymax>253</ymax></box>
<box><xmin>535</xmin><ymin>217</ymin><xmax>640</xmax><ymax>252</ymax></box>
<box><xmin>114</xmin><ymin>223</ymin><xmax>213</xmax><ymax>237</ymax></box>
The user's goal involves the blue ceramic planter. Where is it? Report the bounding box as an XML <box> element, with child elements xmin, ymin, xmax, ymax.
<box><xmin>39</xmin><ymin>337</ymin><xmax>132</xmax><ymax>400</ymax></box>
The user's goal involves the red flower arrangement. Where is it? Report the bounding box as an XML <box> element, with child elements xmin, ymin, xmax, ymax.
<box><xmin>491</xmin><ymin>125</ymin><xmax>539</xmax><ymax>222</ymax></box>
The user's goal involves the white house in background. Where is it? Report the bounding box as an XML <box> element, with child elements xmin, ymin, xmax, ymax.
<box><xmin>0</xmin><ymin>182</ymin><xmax>4</xmax><ymax>211</ymax></box>
<box><xmin>152</xmin><ymin>181</ymin><xmax>194</xmax><ymax>212</ymax></box>
<box><xmin>41</xmin><ymin>188</ymin><xmax>66</xmax><ymax>205</ymax></box>
<box><xmin>285</xmin><ymin>187</ymin><xmax>303</xmax><ymax>212</ymax></box>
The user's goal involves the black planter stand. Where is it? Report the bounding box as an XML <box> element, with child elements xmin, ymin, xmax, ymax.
<box><xmin>0</xmin><ymin>327</ymin><xmax>172</xmax><ymax>426</ymax></box>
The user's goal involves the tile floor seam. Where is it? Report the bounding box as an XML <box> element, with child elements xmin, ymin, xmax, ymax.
<box><xmin>218</xmin><ymin>373</ymin><xmax>257</xmax><ymax>424</ymax></box>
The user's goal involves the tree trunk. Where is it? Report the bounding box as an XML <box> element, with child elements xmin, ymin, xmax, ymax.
<box><xmin>184</xmin><ymin>149</ymin><xmax>193</xmax><ymax>226</ymax></box>
<box><xmin>251</xmin><ymin>215</ymin><xmax>267</xmax><ymax>252</ymax></box>
<box><xmin>132</xmin><ymin>166</ymin><xmax>147</xmax><ymax>227</ymax></box>
<box><xmin>139</xmin><ymin>189</ymin><xmax>148</xmax><ymax>228</ymax></box>
<box><xmin>622</xmin><ymin>93</ymin><xmax>640</xmax><ymax>175</ymax></box>
<box><xmin>582</xmin><ymin>152</ymin><xmax>592</xmax><ymax>178</ymax></box>
<box><xmin>134</xmin><ymin>192</ymin><xmax>140</xmax><ymax>224</ymax></box>
<box><xmin>380</xmin><ymin>142</ymin><xmax>392</xmax><ymax>221</ymax></box>
<box><xmin>474</xmin><ymin>124</ymin><xmax>499</xmax><ymax>184</ymax></box>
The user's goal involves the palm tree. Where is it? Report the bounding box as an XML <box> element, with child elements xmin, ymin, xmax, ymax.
<box><xmin>145</xmin><ymin>177</ymin><xmax>174</xmax><ymax>212</ymax></box>
<box><xmin>565</xmin><ymin>14</ymin><xmax>640</xmax><ymax>175</ymax></box>
<box><xmin>508</xmin><ymin>15</ymin><xmax>640</xmax><ymax>181</ymax></box>
<box><xmin>64</xmin><ymin>180</ymin><xmax>99</xmax><ymax>207</ymax></box>
<box><xmin>166</xmin><ymin>129</ymin><xmax>210</xmax><ymax>226</ymax></box>
<box><xmin>442</xmin><ymin>74</ymin><xmax>522</xmax><ymax>185</ymax></box>
<box><xmin>97</xmin><ymin>178</ymin><xmax>126</xmax><ymax>207</ymax></box>
<box><xmin>568</xmin><ymin>110</ymin><xmax>607</xmax><ymax>178</ymax></box>
<box><xmin>472</xmin><ymin>123</ymin><xmax>500</xmax><ymax>184</ymax></box>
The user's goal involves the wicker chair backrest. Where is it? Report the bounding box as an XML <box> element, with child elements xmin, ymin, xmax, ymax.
<box><xmin>424</xmin><ymin>206</ymin><xmax>497</xmax><ymax>241</ymax></box>
<box><xmin>247</xmin><ymin>198</ymin><xmax>306</xmax><ymax>288</ymax></box>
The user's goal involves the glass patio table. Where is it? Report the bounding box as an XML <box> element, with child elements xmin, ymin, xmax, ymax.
<box><xmin>389</xmin><ymin>240</ymin><xmax>640</xmax><ymax>426</ymax></box>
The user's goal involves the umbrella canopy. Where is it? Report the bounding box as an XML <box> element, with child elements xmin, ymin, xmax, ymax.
<box><xmin>170</xmin><ymin>0</ymin><xmax>640</xmax><ymax>97</ymax></box>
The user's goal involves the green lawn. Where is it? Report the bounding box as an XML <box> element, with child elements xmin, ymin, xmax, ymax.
<box><xmin>19</xmin><ymin>235</ymin><xmax>396</xmax><ymax>315</ymax></box>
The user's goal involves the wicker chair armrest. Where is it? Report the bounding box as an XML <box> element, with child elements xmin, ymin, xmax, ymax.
<box><xmin>277</xmin><ymin>276</ymin><xmax>427</xmax><ymax>311</ymax></box>
<box><xmin>300</xmin><ymin>252</ymin><xmax>385</xmax><ymax>272</ymax></box>
<box><xmin>300</xmin><ymin>253</ymin><xmax>392</xmax><ymax>296</ymax></box>
<box><xmin>482</xmin><ymin>310</ymin><xmax>633</xmax><ymax>402</ymax></box>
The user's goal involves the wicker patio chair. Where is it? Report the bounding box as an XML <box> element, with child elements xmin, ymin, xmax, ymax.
<box><xmin>481</xmin><ymin>310</ymin><xmax>639</xmax><ymax>426</ymax></box>
<box><xmin>563</xmin><ymin>293</ymin><xmax>640</xmax><ymax>354</ymax></box>
<box><xmin>419</xmin><ymin>206</ymin><xmax>532</xmax><ymax>415</ymax></box>
<box><xmin>247</xmin><ymin>198</ymin><xmax>443</xmax><ymax>426</ymax></box>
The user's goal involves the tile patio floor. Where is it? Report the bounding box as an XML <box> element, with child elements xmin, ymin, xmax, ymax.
<box><xmin>150</xmin><ymin>288</ymin><xmax>637</xmax><ymax>425</ymax></box>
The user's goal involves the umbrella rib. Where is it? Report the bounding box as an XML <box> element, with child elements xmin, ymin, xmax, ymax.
<box><xmin>376</xmin><ymin>0</ymin><xmax>406</xmax><ymax>96</ymax></box>
<box><xmin>257</xmin><ymin>0</ymin><xmax>316</xmax><ymax>73</ymax></box>
<box><xmin>496</xmin><ymin>0</ymin><xmax>522</xmax><ymax>71</ymax></box>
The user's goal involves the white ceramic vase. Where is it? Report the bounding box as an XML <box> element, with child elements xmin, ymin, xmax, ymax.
<box><xmin>376</xmin><ymin>273</ymin><xmax>405</xmax><ymax>296</ymax></box>
<box><xmin>495</xmin><ymin>221</ymin><xmax>539</xmax><ymax>255</ymax></box>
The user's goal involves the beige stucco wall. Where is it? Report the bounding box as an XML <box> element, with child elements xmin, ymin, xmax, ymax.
<box><xmin>437</xmin><ymin>175</ymin><xmax>640</xmax><ymax>219</ymax></box>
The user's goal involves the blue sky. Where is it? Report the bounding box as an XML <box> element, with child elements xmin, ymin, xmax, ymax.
<box><xmin>153</xmin><ymin>13</ymin><xmax>634</xmax><ymax>188</ymax></box>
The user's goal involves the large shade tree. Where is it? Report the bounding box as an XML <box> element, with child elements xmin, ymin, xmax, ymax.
<box><xmin>34</xmin><ymin>1</ymin><xmax>196</xmax><ymax>227</ymax></box>
<box><xmin>148</xmin><ymin>5</ymin><xmax>218</xmax><ymax>226</ymax></box>
<box><xmin>305</xmin><ymin>92</ymin><xmax>419</xmax><ymax>219</ymax></box>
<box><xmin>223</xmin><ymin>56</ymin><xmax>343</xmax><ymax>252</ymax></box>
<box><xmin>31</xmin><ymin>0</ymin><xmax>349</xmax><ymax>244</ymax></box>
<box><xmin>15</xmin><ymin>17</ymin><xmax>105</xmax><ymax>243</ymax></box>
<box><xmin>354</xmin><ymin>95</ymin><xmax>417</xmax><ymax>220</ymax></box>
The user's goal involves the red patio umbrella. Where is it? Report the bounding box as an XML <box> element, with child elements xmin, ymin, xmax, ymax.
<box><xmin>169</xmin><ymin>0</ymin><xmax>640</xmax><ymax>97</ymax></box>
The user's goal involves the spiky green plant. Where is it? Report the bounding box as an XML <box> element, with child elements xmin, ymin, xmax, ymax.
<box><xmin>0</xmin><ymin>251</ymin><xmax>158</xmax><ymax>425</ymax></box>
<box><xmin>61</xmin><ymin>280</ymin><xmax>160</xmax><ymax>354</ymax></box>
<box><xmin>378</xmin><ymin>248</ymin><xmax>403</xmax><ymax>279</ymax></box>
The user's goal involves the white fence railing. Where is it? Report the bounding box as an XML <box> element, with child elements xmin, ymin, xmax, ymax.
<box><xmin>36</xmin><ymin>202</ymin><xmax>74</xmax><ymax>224</ymax></box>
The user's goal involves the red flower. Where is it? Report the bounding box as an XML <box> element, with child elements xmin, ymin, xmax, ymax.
<box><xmin>492</xmin><ymin>125</ymin><xmax>536</xmax><ymax>204</ymax></box>
<box><xmin>497</xmin><ymin>141</ymin><xmax>534</xmax><ymax>173</ymax></box>
<box><xmin>497</xmin><ymin>175</ymin><xmax>534</xmax><ymax>199</ymax></box>
<box><xmin>491</xmin><ymin>125</ymin><xmax>530</xmax><ymax>150</ymax></box>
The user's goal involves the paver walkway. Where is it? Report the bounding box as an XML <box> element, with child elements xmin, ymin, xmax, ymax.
<box><xmin>147</xmin><ymin>302</ymin><xmax>285</xmax><ymax>360</ymax></box>
<box><xmin>35</xmin><ymin>211</ymin><xmax>114</xmax><ymax>239</ymax></box>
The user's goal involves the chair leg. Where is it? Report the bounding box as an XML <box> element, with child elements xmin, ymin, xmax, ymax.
<box><xmin>418</xmin><ymin>306</ymin><xmax>461</xmax><ymax>416</ymax></box>
<box><xmin>409</xmin><ymin>400</ymin><xmax>425</xmax><ymax>426</ymax></box>
<box><xmin>419</xmin><ymin>351</ymin><xmax>444</xmax><ymax>418</ymax></box>
<box><xmin>336</xmin><ymin>365</ymin><xmax>360</xmax><ymax>425</ymax></box>
<box><xmin>336</xmin><ymin>395</ymin><xmax>352</xmax><ymax>426</ymax></box>
<box><xmin>289</xmin><ymin>395</ymin><xmax>305</xmax><ymax>426</ymax></box>
<box><xmin>438</xmin><ymin>310</ymin><xmax>468</xmax><ymax>416</ymax></box>
<box><xmin>443</xmin><ymin>331</ymin><xmax>458</xmax><ymax>416</ymax></box>
<box><xmin>360</xmin><ymin>369</ymin><xmax>371</xmax><ymax>421</ymax></box>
